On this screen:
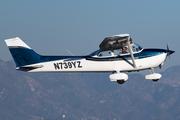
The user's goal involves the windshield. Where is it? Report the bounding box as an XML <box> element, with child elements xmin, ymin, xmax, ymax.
<box><xmin>131</xmin><ymin>43</ymin><xmax>143</xmax><ymax>52</ymax></box>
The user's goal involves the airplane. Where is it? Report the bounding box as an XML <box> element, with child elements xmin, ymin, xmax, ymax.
<box><xmin>4</xmin><ymin>34</ymin><xmax>175</xmax><ymax>84</ymax></box>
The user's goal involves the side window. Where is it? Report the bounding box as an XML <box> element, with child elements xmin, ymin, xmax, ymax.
<box><xmin>98</xmin><ymin>51</ymin><xmax>111</xmax><ymax>57</ymax></box>
<box><xmin>113</xmin><ymin>49</ymin><xmax>122</xmax><ymax>55</ymax></box>
<box><xmin>131</xmin><ymin>44</ymin><xmax>142</xmax><ymax>52</ymax></box>
<box><xmin>132</xmin><ymin>45</ymin><xmax>136</xmax><ymax>52</ymax></box>
<box><xmin>97</xmin><ymin>50</ymin><xmax>121</xmax><ymax>57</ymax></box>
<box><xmin>120</xmin><ymin>47</ymin><xmax>129</xmax><ymax>55</ymax></box>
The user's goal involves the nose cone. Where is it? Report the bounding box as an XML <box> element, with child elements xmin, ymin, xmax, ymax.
<box><xmin>167</xmin><ymin>50</ymin><xmax>175</xmax><ymax>55</ymax></box>
<box><xmin>166</xmin><ymin>45</ymin><xmax>175</xmax><ymax>56</ymax></box>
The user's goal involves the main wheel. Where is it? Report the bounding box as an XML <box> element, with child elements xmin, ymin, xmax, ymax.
<box><xmin>117</xmin><ymin>80</ymin><xmax>125</xmax><ymax>84</ymax></box>
<box><xmin>152</xmin><ymin>79</ymin><xmax>159</xmax><ymax>82</ymax></box>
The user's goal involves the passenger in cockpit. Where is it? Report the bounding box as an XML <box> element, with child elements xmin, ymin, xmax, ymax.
<box><xmin>122</xmin><ymin>47</ymin><xmax>127</xmax><ymax>54</ymax></box>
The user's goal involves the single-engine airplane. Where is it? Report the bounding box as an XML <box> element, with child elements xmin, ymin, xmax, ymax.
<box><xmin>5</xmin><ymin>34</ymin><xmax>174</xmax><ymax>84</ymax></box>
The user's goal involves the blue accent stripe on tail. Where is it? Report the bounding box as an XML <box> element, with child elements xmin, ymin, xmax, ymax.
<box><xmin>9</xmin><ymin>47</ymin><xmax>41</xmax><ymax>67</ymax></box>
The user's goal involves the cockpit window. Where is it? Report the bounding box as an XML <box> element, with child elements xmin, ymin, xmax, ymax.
<box><xmin>119</xmin><ymin>43</ymin><xmax>143</xmax><ymax>55</ymax></box>
<box><xmin>97</xmin><ymin>51</ymin><xmax>110</xmax><ymax>57</ymax></box>
<box><xmin>90</xmin><ymin>43</ymin><xmax>143</xmax><ymax>57</ymax></box>
<box><xmin>97</xmin><ymin>49</ymin><xmax>122</xmax><ymax>57</ymax></box>
<box><xmin>131</xmin><ymin>43</ymin><xmax>143</xmax><ymax>52</ymax></box>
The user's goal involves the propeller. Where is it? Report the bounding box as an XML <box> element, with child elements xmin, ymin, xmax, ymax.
<box><xmin>159</xmin><ymin>44</ymin><xmax>174</xmax><ymax>69</ymax></box>
<box><xmin>166</xmin><ymin>44</ymin><xmax>175</xmax><ymax>58</ymax></box>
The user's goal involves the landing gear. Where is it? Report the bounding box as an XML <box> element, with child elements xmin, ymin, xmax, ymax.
<box><xmin>145</xmin><ymin>68</ymin><xmax>162</xmax><ymax>82</ymax></box>
<box><xmin>109</xmin><ymin>72</ymin><xmax>128</xmax><ymax>84</ymax></box>
<box><xmin>117</xmin><ymin>80</ymin><xmax>125</xmax><ymax>84</ymax></box>
<box><xmin>152</xmin><ymin>79</ymin><xmax>159</xmax><ymax>82</ymax></box>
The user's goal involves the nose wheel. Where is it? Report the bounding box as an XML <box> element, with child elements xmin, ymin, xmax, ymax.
<box><xmin>145</xmin><ymin>68</ymin><xmax>162</xmax><ymax>82</ymax></box>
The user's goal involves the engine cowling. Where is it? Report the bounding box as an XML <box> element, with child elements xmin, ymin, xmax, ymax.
<box><xmin>109</xmin><ymin>73</ymin><xmax>128</xmax><ymax>83</ymax></box>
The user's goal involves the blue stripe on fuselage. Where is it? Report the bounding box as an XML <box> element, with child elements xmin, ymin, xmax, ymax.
<box><xmin>142</xmin><ymin>49</ymin><xmax>166</xmax><ymax>58</ymax></box>
<box><xmin>86</xmin><ymin>49</ymin><xmax>166</xmax><ymax>61</ymax></box>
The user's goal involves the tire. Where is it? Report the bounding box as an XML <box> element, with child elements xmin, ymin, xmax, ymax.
<box><xmin>152</xmin><ymin>79</ymin><xmax>159</xmax><ymax>82</ymax></box>
<box><xmin>117</xmin><ymin>80</ymin><xmax>125</xmax><ymax>84</ymax></box>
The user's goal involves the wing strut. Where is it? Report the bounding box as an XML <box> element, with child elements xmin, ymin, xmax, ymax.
<box><xmin>127</xmin><ymin>36</ymin><xmax>137</xmax><ymax>68</ymax></box>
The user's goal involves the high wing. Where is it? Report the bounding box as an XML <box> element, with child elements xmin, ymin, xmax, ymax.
<box><xmin>99</xmin><ymin>34</ymin><xmax>133</xmax><ymax>51</ymax></box>
<box><xmin>99</xmin><ymin>34</ymin><xmax>137</xmax><ymax>68</ymax></box>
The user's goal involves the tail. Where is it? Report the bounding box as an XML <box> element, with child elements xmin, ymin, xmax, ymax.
<box><xmin>4</xmin><ymin>37</ymin><xmax>41</xmax><ymax>67</ymax></box>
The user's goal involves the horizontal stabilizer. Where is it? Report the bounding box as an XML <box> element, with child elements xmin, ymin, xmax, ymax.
<box><xmin>20</xmin><ymin>65</ymin><xmax>43</xmax><ymax>68</ymax></box>
<box><xmin>17</xmin><ymin>65</ymin><xmax>43</xmax><ymax>71</ymax></box>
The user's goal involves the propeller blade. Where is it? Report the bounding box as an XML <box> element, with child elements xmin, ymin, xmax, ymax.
<box><xmin>167</xmin><ymin>44</ymin><xmax>169</xmax><ymax>51</ymax></box>
<box><xmin>167</xmin><ymin>44</ymin><xmax>170</xmax><ymax>58</ymax></box>
<box><xmin>166</xmin><ymin>44</ymin><xmax>175</xmax><ymax>58</ymax></box>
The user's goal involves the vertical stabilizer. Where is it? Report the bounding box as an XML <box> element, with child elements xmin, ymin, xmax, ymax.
<box><xmin>5</xmin><ymin>37</ymin><xmax>41</xmax><ymax>67</ymax></box>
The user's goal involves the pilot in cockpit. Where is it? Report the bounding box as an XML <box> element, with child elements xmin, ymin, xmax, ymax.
<box><xmin>122</xmin><ymin>47</ymin><xmax>127</xmax><ymax>54</ymax></box>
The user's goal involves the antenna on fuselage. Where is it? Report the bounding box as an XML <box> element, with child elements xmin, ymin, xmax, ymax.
<box><xmin>66</xmin><ymin>49</ymin><xmax>74</xmax><ymax>56</ymax></box>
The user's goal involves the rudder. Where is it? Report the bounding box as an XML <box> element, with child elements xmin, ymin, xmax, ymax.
<box><xmin>5</xmin><ymin>37</ymin><xmax>41</xmax><ymax>67</ymax></box>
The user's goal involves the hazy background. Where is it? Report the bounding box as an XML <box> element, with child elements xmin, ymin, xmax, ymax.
<box><xmin>1</xmin><ymin>0</ymin><xmax>179</xmax><ymax>73</ymax></box>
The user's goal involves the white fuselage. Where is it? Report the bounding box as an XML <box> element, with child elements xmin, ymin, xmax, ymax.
<box><xmin>25</xmin><ymin>53</ymin><xmax>167</xmax><ymax>73</ymax></box>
